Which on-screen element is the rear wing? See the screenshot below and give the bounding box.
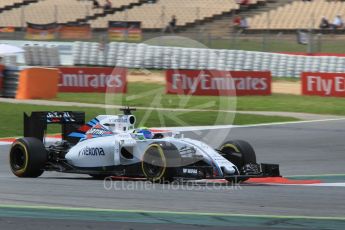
[24,111,85,144]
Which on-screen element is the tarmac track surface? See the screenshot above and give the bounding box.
[0,119,345,229]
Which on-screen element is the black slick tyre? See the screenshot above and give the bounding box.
[219,140,257,182]
[141,142,181,183]
[9,138,47,178]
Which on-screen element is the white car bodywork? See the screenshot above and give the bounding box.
[65,113,237,177]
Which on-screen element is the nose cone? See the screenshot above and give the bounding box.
[223,166,237,175]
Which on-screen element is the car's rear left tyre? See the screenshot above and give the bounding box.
[9,138,47,178]
[141,142,181,183]
[219,140,257,182]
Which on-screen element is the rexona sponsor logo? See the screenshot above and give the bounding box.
[58,67,127,93]
[78,147,105,157]
[166,70,271,96]
[302,72,345,97]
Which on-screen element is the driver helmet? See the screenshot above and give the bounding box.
[136,128,153,139]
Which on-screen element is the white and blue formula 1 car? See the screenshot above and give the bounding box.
[9,108,280,182]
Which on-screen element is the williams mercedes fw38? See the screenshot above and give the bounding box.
[9,108,280,182]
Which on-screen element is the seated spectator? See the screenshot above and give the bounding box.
[330,15,344,30]
[92,0,100,9]
[104,0,112,11]
[319,16,330,29]
[239,16,249,30]
[233,15,241,30]
[237,0,250,5]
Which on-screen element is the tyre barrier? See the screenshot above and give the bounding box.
[0,67,59,99]
[23,45,61,66]
[2,68,19,98]
[72,41,345,78]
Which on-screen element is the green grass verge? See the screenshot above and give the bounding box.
[55,82,345,116]
[0,102,297,138]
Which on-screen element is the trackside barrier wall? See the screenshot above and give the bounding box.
[16,68,59,99]
[23,45,61,66]
[0,56,17,67]
[72,42,345,78]
[1,66,19,98]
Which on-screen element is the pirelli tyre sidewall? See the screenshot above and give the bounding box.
[141,142,181,183]
[9,138,47,178]
[219,140,257,182]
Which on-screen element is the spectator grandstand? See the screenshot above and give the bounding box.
[0,0,267,30]
[0,0,35,9]
[0,0,24,8]
[248,0,345,30]
[0,0,92,26]
[6,0,345,48]
[89,0,242,29]
[0,0,140,27]
[6,0,344,33]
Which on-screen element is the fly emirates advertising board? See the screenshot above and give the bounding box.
[166,70,272,96]
[302,72,345,97]
[57,68,271,96]
[58,67,127,93]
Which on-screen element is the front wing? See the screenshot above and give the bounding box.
[177,163,280,181]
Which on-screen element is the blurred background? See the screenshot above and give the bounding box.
[0,0,344,53]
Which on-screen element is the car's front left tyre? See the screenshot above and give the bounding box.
[9,138,47,178]
[141,142,181,183]
[219,140,257,183]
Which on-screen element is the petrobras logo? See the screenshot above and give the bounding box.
[109,118,128,123]
[78,147,105,157]
[61,71,123,88]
